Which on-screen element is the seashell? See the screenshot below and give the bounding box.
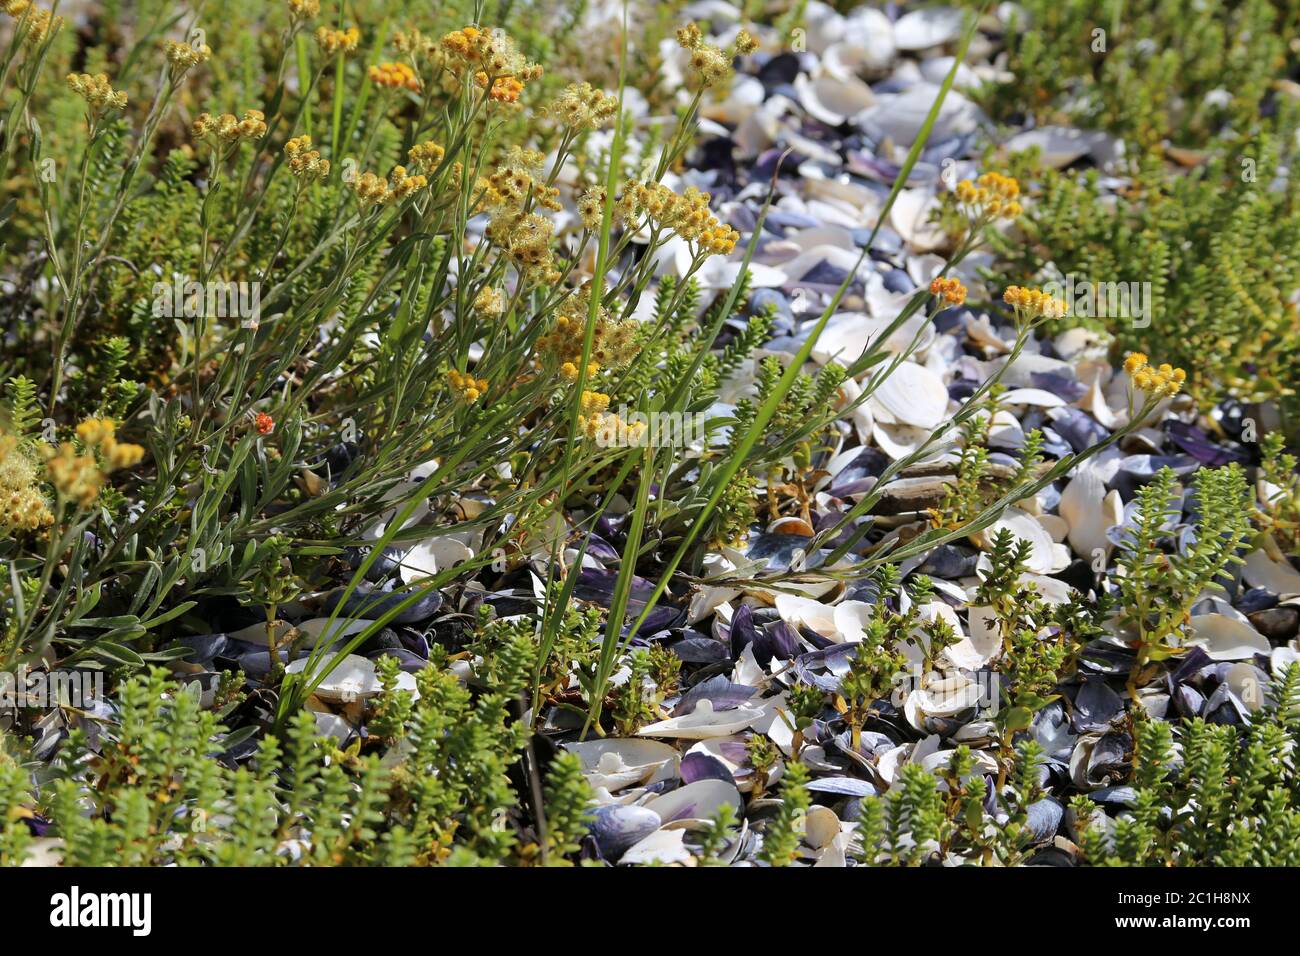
[860,83,980,148]
[803,0,847,54]
[1058,464,1123,563]
[398,537,474,585]
[838,7,896,72]
[566,738,679,791]
[888,188,949,252]
[591,805,663,859]
[795,71,875,127]
[869,360,949,428]
[974,507,1067,574]
[908,675,983,719]
[285,653,416,702]
[803,805,842,849]
[832,600,874,643]
[1225,663,1269,713]
[619,827,694,866]
[1242,549,1300,596]
[638,698,764,739]
[644,779,742,825]
[701,74,765,125]
[945,604,1001,669]
[1186,614,1271,661]
[775,593,837,638]
[1001,125,1123,170]
[893,6,965,51]
[873,420,944,461]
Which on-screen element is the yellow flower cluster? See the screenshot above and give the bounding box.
[348,165,427,207]
[165,39,212,78]
[41,419,144,508]
[192,109,268,145]
[482,147,561,212]
[369,61,421,91]
[407,140,445,174]
[0,433,53,533]
[316,26,360,56]
[547,82,620,131]
[66,73,127,113]
[577,186,607,230]
[284,135,330,180]
[440,25,542,83]
[1124,352,1185,397]
[929,276,968,306]
[537,286,639,376]
[955,172,1023,219]
[476,72,524,104]
[3,1,62,46]
[287,0,319,22]
[76,418,145,470]
[618,181,738,256]
[447,369,489,403]
[1003,285,1068,320]
[473,286,506,316]
[484,212,558,280]
[393,27,438,58]
[576,390,611,436]
[390,165,427,201]
[675,23,755,88]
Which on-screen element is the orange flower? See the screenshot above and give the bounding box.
[255,412,275,435]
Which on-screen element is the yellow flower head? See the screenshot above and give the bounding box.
[5,2,62,46]
[929,276,967,307]
[285,134,330,180]
[448,369,490,403]
[316,25,360,56]
[1124,354,1184,398]
[1002,285,1069,321]
[165,39,212,79]
[955,171,1023,221]
[66,73,128,113]
[548,82,619,131]
[407,140,445,174]
[369,61,421,91]
[287,0,319,23]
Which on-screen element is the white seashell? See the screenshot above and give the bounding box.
[399,537,474,585]
[1058,465,1123,563]
[637,699,764,739]
[1225,663,1268,713]
[619,827,694,866]
[285,654,415,702]
[889,188,949,252]
[775,593,837,638]
[804,805,842,849]
[566,738,679,791]
[839,8,896,72]
[910,675,984,718]
[859,83,980,148]
[1242,549,1300,595]
[1002,125,1123,171]
[1000,388,1066,407]
[893,6,965,51]
[804,1,847,54]
[945,604,1002,669]
[645,779,742,825]
[977,507,1063,574]
[833,600,875,643]
[869,360,948,429]
[919,55,979,88]
[1186,614,1271,661]
[873,420,945,461]
[795,72,876,127]
[701,75,764,125]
